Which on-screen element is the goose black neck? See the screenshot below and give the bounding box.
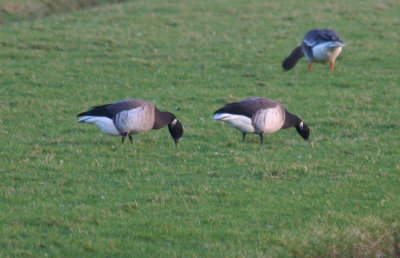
[153,109,176,129]
[282,45,304,71]
[282,110,301,129]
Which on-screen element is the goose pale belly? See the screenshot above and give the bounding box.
[253,107,285,134]
[312,43,343,62]
[114,105,154,134]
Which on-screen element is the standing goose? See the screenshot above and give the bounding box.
[77,99,184,146]
[213,97,310,144]
[282,29,345,72]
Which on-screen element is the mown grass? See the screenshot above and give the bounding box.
[1,0,400,256]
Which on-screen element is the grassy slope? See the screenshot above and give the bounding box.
[1,0,399,256]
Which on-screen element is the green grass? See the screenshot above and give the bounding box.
[0,0,124,24]
[1,0,400,256]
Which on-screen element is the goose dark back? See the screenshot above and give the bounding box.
[214,98,280,118]
[77,104,114,119]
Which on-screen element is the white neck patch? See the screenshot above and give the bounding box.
[171,119,178,127]
[300,121,304,130]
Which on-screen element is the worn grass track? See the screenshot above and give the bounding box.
[0,0,399,256]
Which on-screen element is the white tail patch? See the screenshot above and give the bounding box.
[213,113,232,121]
[171,118,178,127]
[77,116,90,123]
[213,113,255,133]
[327,42,345,48]
[77,116,121,136]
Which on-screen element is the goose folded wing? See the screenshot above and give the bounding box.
[214,98,278,118]
[78,99,149,119]
[304,29,341,47]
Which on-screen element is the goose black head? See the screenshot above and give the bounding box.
[296,121,310,140]
[168,119,184,146]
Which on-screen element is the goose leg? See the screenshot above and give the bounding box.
[242,133,246,143]
[121,132,127,144]
[259,133,264,144]
[128,134,134,145]
[308,62,313,72]
[330,60,335,72]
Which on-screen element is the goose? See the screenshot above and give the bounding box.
[282,29,345,72]
[213,97,310,144]
[77,99,184,146]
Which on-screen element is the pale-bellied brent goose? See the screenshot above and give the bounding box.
[77,99,184,146]
[213,97,310,144]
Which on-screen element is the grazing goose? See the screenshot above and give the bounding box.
[213,97,310,144]
[282,29,345,72]
[77,99,184,146]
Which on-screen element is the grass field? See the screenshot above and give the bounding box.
[0,0,124,24]
[1,0,400,256]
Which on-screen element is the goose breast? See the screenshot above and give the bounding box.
[114,104,155,134]
[253,105,285,134]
